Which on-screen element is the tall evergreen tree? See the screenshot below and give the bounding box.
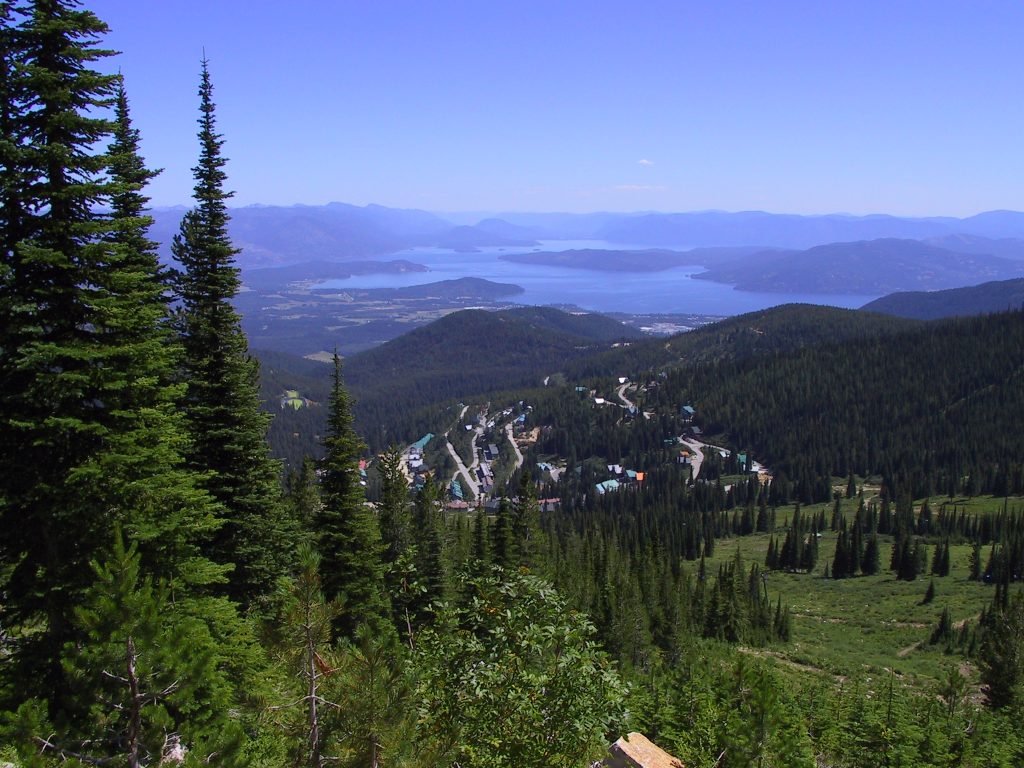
[832,531,850,579]
[55,532,244,766]
[316,353,390,638]
[0,7,250,743]
[979,591,1024,709]
[172,58,293,607]
[376,445,413,630]
[470,509,491,575]
[377,446,411,567]
[287,456,321,530]
[96,77,227,584]
[861,533,880,576]
[0,0,28,267]
[493,497,515,569]
[968,541,982,581]
[512,468,543,568]
[273,543,344,768]
[0,6,118,697]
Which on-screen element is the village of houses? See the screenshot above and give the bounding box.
[393,373,772,512]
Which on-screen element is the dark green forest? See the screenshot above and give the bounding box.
[651,310,1024,501]
[257,303,919,464]
[3,3,1024,768]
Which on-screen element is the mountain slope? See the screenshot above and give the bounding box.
[345,308,640,447]
[344,307,637,403]
[860,278,1024,320]
[564,303,916,379]
[254,306,643,456]
[651,310,1024,498]
[348,304,912,450]
[693,238,1024,294]
[256,303,918,463]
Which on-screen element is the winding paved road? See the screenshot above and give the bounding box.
[505,422,524,472]
[616,382,652,419]
[444,405,483,498]
[681,438,705,482]
[616,383,634,410]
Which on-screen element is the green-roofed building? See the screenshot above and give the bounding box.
[411,433,434,452]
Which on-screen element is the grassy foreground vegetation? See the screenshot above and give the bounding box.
[701,511,993,683]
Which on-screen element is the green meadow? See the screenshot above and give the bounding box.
[697,495,1019,691]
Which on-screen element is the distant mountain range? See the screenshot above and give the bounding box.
[595,209,1024,249]
[150,202,537,268]
[921,233,1024,260]
[148,202,1024,270]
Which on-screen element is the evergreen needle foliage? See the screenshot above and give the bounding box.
[316,353,391,638]
[172,58,295,608]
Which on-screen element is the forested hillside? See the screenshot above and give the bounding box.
[342,306,642,448]
[651,310,1024,500]
[256,304,925,463]
[862,277,1024,319]
[4,4,1024,768]
[566,303,915,378]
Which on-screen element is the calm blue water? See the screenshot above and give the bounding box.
[316,241,881,316]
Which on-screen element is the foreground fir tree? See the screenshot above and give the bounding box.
[0,0,27,265]
[0,3,222,714]
[0,3,118,699]
[316,353,391,638]
[19,533,244,766]
[173,59,295,608]
[273,543,416,767]
[410,475,446,624]
[96,76,230,587]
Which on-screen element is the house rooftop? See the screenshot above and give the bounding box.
[604,732,684,768]
[410,433,434,452]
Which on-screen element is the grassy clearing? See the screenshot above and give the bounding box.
[697,495,1024,690]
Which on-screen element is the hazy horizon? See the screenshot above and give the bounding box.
[148,200,1024,222]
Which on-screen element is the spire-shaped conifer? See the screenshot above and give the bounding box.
[316,353,390,638]
[0,8,231,717]
[173,58,294,607]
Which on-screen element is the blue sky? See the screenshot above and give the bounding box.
[90,0,1024,216]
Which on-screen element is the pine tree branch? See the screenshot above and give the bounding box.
[35,735,114,765]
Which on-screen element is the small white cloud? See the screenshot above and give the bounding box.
[638,159,654,167]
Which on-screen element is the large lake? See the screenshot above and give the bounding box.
[316,240,882,316]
